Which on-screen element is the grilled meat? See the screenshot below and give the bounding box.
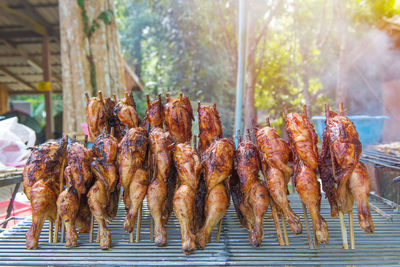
[23,136,68,249]
[142,94,164,129]
[198,102,222,155]
[57,141,94,247]
[256,119,302,235]
[147,127,175,246]
[87,130,120,249]
[114,92,140,131]
[164,93,194,143]
[285,107,329,243]
[231,137,269,247]
[173,143,201,254]
[86,92,108,142]
[118,127,148,233]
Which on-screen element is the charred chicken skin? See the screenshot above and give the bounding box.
[164,93,194,143]
[87,131,120,249]
[196,138,235,249]
[256,120,302,235]
[118,127,148,233]
[173,143,201,254]
[319,104,374,233]
[114,91,140,131]
[285,108,329,243]
[23,136,68,249]
[198,102,222,155]
[147,127,174,246]
[141,94,164,129]
[57,142,93,247]
[231,137,269,247]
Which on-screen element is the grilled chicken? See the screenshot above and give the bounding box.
[141,94,164,129]
[285,107,329,243]
[173,143,201,254]
[256,119,302,235]
[57,141,94,247]
[319,103,374,233]
[23,136,68,249]
[198,102,222,155]
[114,91,140,131]
[164,93,194,143]
[87,130,120,249]
[196,138,235,249]
[118,127,149,233]
[86,92,108,142]
[147,127,175,246]
[231,135,269,247]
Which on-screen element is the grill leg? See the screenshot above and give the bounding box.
[349,210,355,249]
[339,211,349,249]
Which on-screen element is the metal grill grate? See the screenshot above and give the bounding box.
[1,194,400,266]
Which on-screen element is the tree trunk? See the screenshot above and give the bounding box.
[244,62,257,135]
[59,0,125,135]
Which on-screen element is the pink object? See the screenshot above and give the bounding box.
[81,123,89,136]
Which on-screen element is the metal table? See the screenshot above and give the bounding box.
[0,193,400,265]
[0,171,23,229]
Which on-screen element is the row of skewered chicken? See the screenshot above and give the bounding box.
[23,91,374,254]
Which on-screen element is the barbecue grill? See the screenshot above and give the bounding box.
[1,193,400,266]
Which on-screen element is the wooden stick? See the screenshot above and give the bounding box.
[96,227,100,243]
[270,201,284,246]
[98,91,103,102]
[349,211,355,249]
[216,219,222,242]
[146,94,150,106]
[129,231,134,243]
[179,92,183,101]
[85,92,90,104]
[302,104,308,118]
[198,101,201,112]
[54,158,66,243]
[166,93,170,102]
[49,221,53,243]
[136,204,142,243]
[158,94,162,102]
[61,221,65,243]
[266,117,270,127]
[280,213,289,246]
[339,211,349,249]
[150,216,153,242]
[89,214,94,243]
[313,226,320,249]
[302,203,312,249]
[339,102,344,115]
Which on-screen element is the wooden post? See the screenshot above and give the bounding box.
[42,34,53,140]
[0,83,9,114]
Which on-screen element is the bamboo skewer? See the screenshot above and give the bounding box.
[270,201,284,246]
[98,91,103,102]
[136,205,142,243]
[89,214,94,243]
[216,219,223,242]
[49,221,53,243]
[302,203,312,249]
[313,226,320,249]
[96,228,100,243]
[61,221,65,243]
[54,154,66,243]
[150,217,153,242]
[280,213,289,246]
[349,210,355,249]
[339,211,349,249]
[129,231,134,243]
[85,92,90,104]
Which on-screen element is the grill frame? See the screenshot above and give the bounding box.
[1,194,400,266]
